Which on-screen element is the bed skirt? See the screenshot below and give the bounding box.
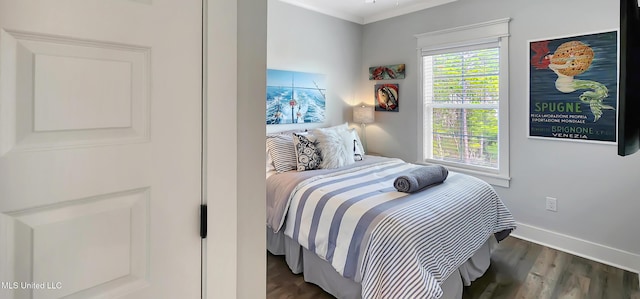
[267,227,496,299]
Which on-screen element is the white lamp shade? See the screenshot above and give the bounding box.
[353,105,374,124]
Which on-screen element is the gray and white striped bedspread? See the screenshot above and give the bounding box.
[281,159,516,299]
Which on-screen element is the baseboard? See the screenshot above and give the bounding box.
[511,222,640,277]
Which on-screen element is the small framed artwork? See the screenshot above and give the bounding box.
[375,84,399,112]
[369,64,405,80]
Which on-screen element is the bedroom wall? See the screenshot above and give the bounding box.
[361,0,640,272]
[266,0,363,133]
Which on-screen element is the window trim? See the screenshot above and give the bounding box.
[416,18,511,187]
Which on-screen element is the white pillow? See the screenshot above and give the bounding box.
[313,126,355,169]
[326,122,349,131]
[294,130,316,142]
[349,128,365,160]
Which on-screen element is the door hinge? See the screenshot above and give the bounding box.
[200,204,207,238]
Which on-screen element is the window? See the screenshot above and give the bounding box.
[416,19,510,187]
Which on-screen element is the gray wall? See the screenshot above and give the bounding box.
[267,0,363,133]
[361,0,640,267]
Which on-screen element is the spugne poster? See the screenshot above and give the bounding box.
[528,31,618,143]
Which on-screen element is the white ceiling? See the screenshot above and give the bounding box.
[279,0,457,24]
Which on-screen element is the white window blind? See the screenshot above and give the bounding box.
[416,18,510,187]
[423,45,500,168]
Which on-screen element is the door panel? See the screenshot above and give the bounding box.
[0,1,202,298]
[0,29,150,167]
[8,189,148,299]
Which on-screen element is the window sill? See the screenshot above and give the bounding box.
[416,160,510,188]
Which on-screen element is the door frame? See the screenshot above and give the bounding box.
[203,0,267,298]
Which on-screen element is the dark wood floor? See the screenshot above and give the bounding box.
[267,236,640,299]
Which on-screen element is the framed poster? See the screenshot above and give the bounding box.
[528,30,618,143]
[266,69,326,125]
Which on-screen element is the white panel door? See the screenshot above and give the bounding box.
[0,1,203,298]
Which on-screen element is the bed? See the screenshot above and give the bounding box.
[265,126,515,299]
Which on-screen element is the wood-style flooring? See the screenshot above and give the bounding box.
[267,236,640,299]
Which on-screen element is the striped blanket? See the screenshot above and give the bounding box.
[280,158,516,299]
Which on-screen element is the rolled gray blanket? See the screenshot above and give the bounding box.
[393,165,449,193]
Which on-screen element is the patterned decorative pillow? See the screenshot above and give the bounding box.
[266,134,297,173]
[292,133,322,171]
